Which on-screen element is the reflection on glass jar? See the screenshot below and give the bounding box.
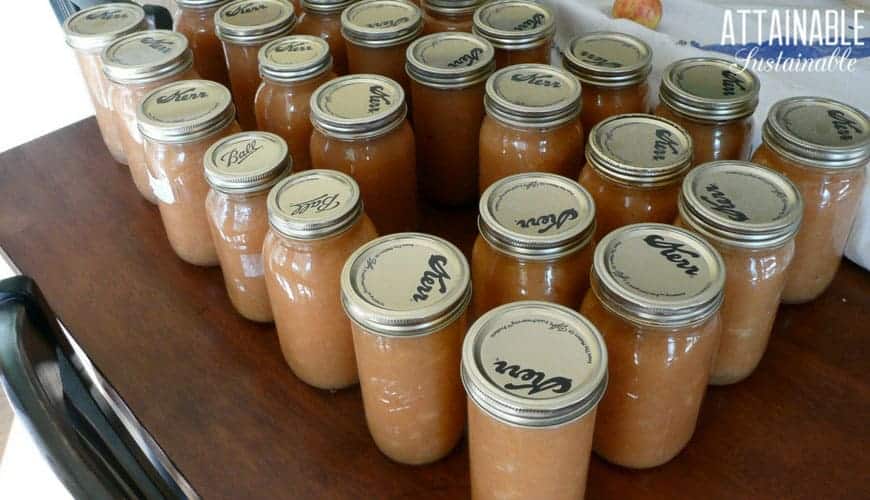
[420,0,482,34]
[175,0,233,87]
[296,0,355,75]
[471,0,554,68]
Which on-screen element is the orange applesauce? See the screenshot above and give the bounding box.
[472,0,554,68]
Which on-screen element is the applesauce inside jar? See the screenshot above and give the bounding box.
[296,0,354,75]
[472,0,554,68]
[420,0,482,35]
[175,0,233,87]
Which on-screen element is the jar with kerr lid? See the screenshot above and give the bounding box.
[103,30,198,204]
[175,0,232,87]
[63,3,146,164]
[264,170,378,388]
[479,63,584,193]
[295,0,355,75]
[579,113,693,242]
[655,57,760,163]
[471,173,596,320]
[472,0,554,69]
[309,74,419,234]
[255,35,334,172]
[215,0,297,130]
[204,132,292,322]
[138,79,241,266]
[341,233,471,464]
[462,301,607,500]
[752,97,869,304]
[406,32,495,205]
[420,0,483,35]
[674,161,802,385]
[580,223,725,468]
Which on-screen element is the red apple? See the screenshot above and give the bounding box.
[612,0,663,30]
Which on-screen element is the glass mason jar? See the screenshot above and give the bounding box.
[420,0,482,35]
[579,113,693,242]
[215,0,297,130]
[255,35,334,172]
[471,173,596,320]
[263,170,379,389]
[103,30,197,204]
[751,97,869,304]
[674,161,802,385]
[407,32,495,206]
[296,0,354,75]
[655,57,760,164]
[63,3,146,164]
[462,301,607,500]
[479,63,584,193]
[204,131,292,322]
[472,0,554,69]
[175,0,232,87]
[341,233,471,465]
[580,223,725,469]
[309,74,419,234]
[137,80,241,266]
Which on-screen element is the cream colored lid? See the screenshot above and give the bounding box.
[562,32,651,87]
[309,74,407,139]
[406,32,495,89]
[63,3,146,52]
[484,64,581,128]
[102,30,192,84]
[258,35,333,82]
[267,170,363,239]
[136,80,236,143]
[341,0,423,47]
[472,0,554,49]
[204,132,291,194]
[215,0,296,45]
[659,57,759,122]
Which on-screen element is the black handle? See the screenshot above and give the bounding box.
[50,0,173,30]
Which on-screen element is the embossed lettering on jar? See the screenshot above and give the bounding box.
[472,0,554,68]
[176,0,233,87]
[296,0,355,75]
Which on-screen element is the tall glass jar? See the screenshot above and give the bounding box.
[295,0,354,75]
[420,0,482,34]
[175,0,232,87]
[472,0,554,69]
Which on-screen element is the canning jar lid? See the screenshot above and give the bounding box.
[341,233,471,337]
[659,57,759,122]
[461,301,608,428]
[204,132,292,194]
[478,173,595,259]
[422,0,484,15]
[341,0,423,48]
[472,0,554,50]
[586,113,693,187]
[215,0,296,45]
[176,0,230,8]
[406,32,495,89]
[484,64,581,129]
[267,170,363,239]
[310,74,407,139]
[102,30,193,84]
[137,80,236,143]
[63,3,146,52]
[302,0,356,14]
[762,96,870,170]
[562,32,651,88]
[259,35,333,82]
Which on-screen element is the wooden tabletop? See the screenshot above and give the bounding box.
[0,118,867,499]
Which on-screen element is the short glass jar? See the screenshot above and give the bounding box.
[175,0,232,87]
[655,57,760,164]
[406,32,495,205]
[341,233,471,464]
[462,301,607,500]
[420,0,482,35]
[580,223,725,469]
[296,0,354,75]
[137,79,241,266]
[264,170,378,389]
[309,74,419,234]
[472,0,553,69]
[751,97,869,304]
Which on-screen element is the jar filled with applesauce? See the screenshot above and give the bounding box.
[309,74,418,234]
[406,32,495,205]
[137,79,241,266]
[295,0,354,75]
[580,223,724,468]
[341,233,471,464]
[215,0,297,130]
[674,161,802,385]
[175,0,232,87]
[472,0,554,68]
[656,57,760,164]
[562,32,651,138]
[462,301,608,500]
[420,0,483,35]
[479,63,583,193]
[471,173,596,319]
[204,131,292,322]
[263,170,378,389]
[63,3,146,164]
[752,97,869,304]
[255,35,334,172]
[103,30,197,204]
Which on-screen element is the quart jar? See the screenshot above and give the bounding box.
[295,0,354,75]
[420,0,483,35]
[137,79,241,266]
[655,57,760,164]
[406,32,495,205]
[674,161,802,385]
[341,233,471,464]
[204,131,292,323]
[263,170,378,389]
[255,35,334,172]
[175,0,232,87]
[478,63,584,193]
[462,301,608,500]
[215,0,297,130]
[752,97,869,304]
[103,30,197,204]
[579,113,693,242]
[580,223,724,469]
[63,2,146,164]
[471,173,596,320]
[472,0,554,69]
[309,74,419,234]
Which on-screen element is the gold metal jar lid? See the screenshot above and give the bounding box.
[484,64,581,129]
[461,301,608,428]
[341,233,471,337]
[215,0,296,45]
[406,32,495,89]
[63,3,146,52]
[586,113,693,187]
[137,80,236,143]
[422,0,484,15]
[259,35,333,82]
[478,173,595,259]
[302,0,356,14]
[204,132,292,194]
[176,0,230,8]
[102,30,193,84]
[341,0,423,48]
[472,0,554,50]
[659,57,759,122]
[309,74,407,139]
[267,170,363,239]
[562,32,651,88]
[762,96,870,170]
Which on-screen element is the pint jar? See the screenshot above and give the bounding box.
[420,0,482,35]
[472,0,554,69]
[295,0,354,75]
[175,0,233,87]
